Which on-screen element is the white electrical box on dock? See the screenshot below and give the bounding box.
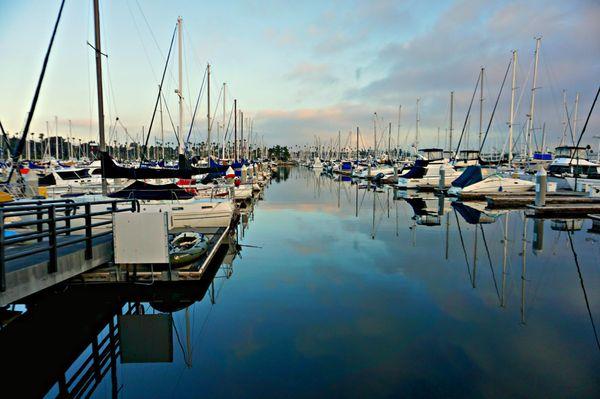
[113,212,169,264]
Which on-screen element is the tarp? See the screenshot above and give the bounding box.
[451,165,483,188]
[399,160,429,179]
[108,180,195,200]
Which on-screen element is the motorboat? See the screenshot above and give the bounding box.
[447,165,534,196]
[548,146,599,177]
[397,148,461,189]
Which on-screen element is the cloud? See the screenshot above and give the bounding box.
[284,62,339,86]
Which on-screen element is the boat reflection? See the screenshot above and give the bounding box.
[0,234,241,398]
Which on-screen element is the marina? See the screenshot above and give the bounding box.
[1,0,599,397]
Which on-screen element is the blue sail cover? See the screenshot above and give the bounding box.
[341,161,353,170]
[399,160,429,179]
[451,165,483,188]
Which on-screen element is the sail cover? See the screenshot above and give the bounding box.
[108,180,194,200]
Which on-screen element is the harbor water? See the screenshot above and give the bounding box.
[3,167,600,398]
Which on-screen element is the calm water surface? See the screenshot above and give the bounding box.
[3,167,600,398]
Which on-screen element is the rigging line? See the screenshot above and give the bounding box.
[567,229,600,352]
[454,209,473,283]
[479,58,511,152]
[573,86,600,153]
[5,0,66,184]
[480,224,501,302]
[453,71,481,160]
[564,101,576,146]
[209,83,224,132]
[0,121,13,154]
[161,90,180,147]
[185,64,208,146]
[143,24,177,154]
[125,0,158,81]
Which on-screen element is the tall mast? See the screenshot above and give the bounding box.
[177,16,184,156]
[415,98,420,153]
[449,91,454,156]
[397,105,401,157]
[68,119,72,159]
[373,112,377,158]
[159,85,165,159]
[560,89,567,146]
[508,50,517,164]
[240,110,244,159]
[338,130,341,159]
[234,99,237,161]
[573,92,580,139]
[526,37,541,158]
[206,63,211,157]
[222,83,226,159]
[479,67,484,150]
[388,122,391,156]
[356,127,359,162]
[92,0,107,194]
[55,115,59,160]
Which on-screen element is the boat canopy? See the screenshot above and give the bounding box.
[458,150,480,160]
[399,159,428,179]
[554,146,588,160]
[108,180,195,200]
[451,165,483,188]
[418,148,444,161]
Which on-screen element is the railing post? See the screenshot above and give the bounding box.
[64,204,72,236]
[85,203,93,260]
[0,210,5,292]
[36,201,43,243]
[48,205,57,273]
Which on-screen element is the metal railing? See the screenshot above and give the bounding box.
[0,198,139,292]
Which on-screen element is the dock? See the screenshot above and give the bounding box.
[525,203,600,217]
[0,199,137,307]
[487,194,600,208]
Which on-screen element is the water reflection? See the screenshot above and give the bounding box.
[2,167,599,398]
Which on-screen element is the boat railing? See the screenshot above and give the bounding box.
[0,198,139,292]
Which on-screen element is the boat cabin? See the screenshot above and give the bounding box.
[554,146,589,160]
[417,148,444,162]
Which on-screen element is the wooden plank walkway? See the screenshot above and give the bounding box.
[525,203,600,217]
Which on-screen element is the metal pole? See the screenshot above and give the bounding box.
[207,63,211,157]
[93,0,107,195]
[508,50,517,164]
[177,16,184,156]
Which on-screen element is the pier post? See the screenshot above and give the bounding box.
[438,164,446,191]
[535,166,547,206]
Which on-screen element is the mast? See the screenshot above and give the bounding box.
[449,92,454,156]
[388,122,391,157]
[159,85,165,159]
[177,16,184,156]
[68,119,72,159]
[240,110,244,159]
[207,63,211,157]
[397,105,401,158]
[373,112,377,159]
[573,92,580,139]
[92,0,107,195]
[479,67,484,150]
[234,99,238,161]
[508,50,517,164]
[415,98,420,153]
[54,115,59,160]
[560,89,567,146]
[222,83,226,159]
[526,37,541,158]
[356,126,359,163]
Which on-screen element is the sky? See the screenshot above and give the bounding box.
[0,0,599,152]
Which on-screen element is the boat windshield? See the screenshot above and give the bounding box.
[418,149,444,161]
[555,147,588,159]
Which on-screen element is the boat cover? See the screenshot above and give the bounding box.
[108,180,195,200]
[451,165,483,188]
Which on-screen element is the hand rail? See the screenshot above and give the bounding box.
[0,198,139,292]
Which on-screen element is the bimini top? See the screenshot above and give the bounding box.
[451,165,483,188]
[554,146,589,160]
[108,180,194,200]
[418,148,444,161]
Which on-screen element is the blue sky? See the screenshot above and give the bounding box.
[0,0,598,151]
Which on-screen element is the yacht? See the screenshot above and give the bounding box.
[548,146,598,177]
[447,165,534,196]
[396,148,461,189]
